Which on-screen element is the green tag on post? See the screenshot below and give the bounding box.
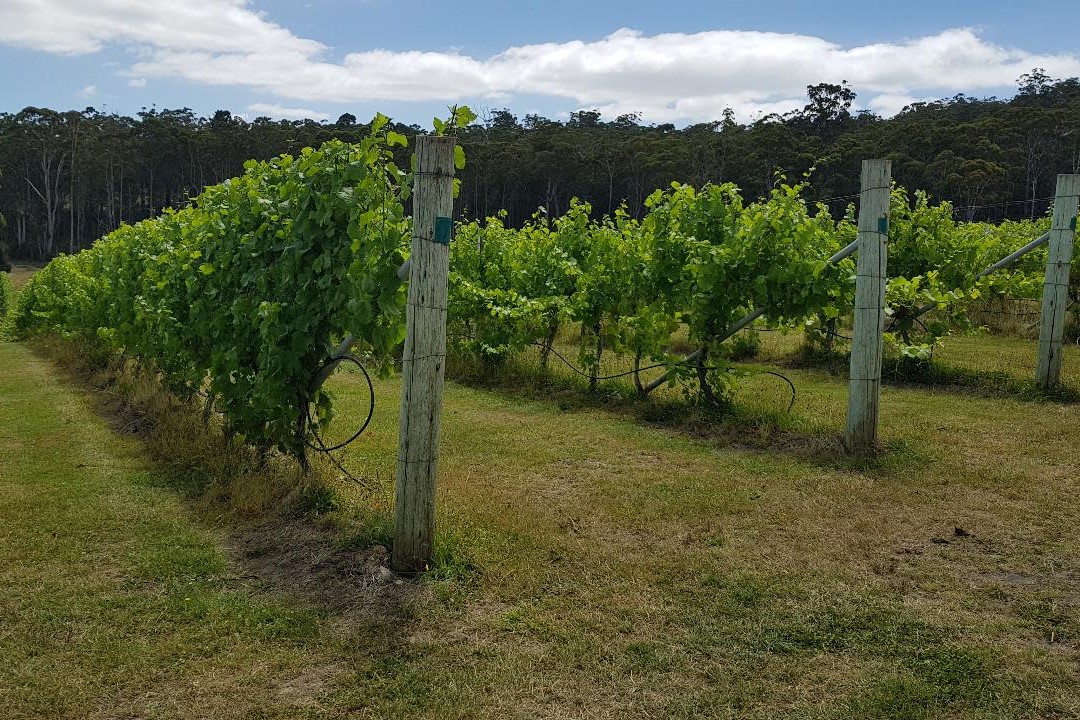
[877,217,889,235]
[435,216,452,245]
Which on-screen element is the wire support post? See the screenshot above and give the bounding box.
[392,135,456,574]
[845,159,891,454]
[1036,174,1080,389]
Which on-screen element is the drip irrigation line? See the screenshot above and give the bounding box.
[300,354,377,486]
[304,354,375,451]
[885,314,930,335]
[533,341,681,381]
[758,371,798,414]
[825,328,853,342]
[530,341,797,412]
[297,327,803,477]
[976,308,1042,318]
[304,354,376,452]
[310,431,374,488]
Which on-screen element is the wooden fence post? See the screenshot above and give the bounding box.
[845,159,891,453]
[392,135,456,573]
[1035,174,1080,389]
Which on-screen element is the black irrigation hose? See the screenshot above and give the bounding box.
[303,354,376,452]
[530,341,797,413]
[884,314,930,335]
[758,371,798,414]
[296,329,801,460]
[823,327,853,342]
[532,341,680,381]
[976,309,1042,318]
[295,333,799,478]
[299,354,377,486]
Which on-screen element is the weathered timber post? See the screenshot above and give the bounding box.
[392,135,456,573]
[845,159,891,453]
[1035,174,1080,389]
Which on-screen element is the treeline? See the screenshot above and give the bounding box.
[1,69,1078,261]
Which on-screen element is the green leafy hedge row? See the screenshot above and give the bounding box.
[449,180,855,395]
[16,119,411,454]
[448,181,1055,393]
[0,271,14,333]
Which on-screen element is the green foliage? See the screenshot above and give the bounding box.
[450,178,1062,398]
[0,271,14,340]
[14,104,1065,437]
[651,180,852,389]
[15,125,412,455]
[449,179,853,401]
[889,189,971,290]
[881,189,1052,356]
[0,270,13,319]
[448,211,574,358]
[884,273,971,359]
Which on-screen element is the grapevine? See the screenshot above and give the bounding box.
[17,117,411,455]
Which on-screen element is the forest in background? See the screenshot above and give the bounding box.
[1,68,1078,261]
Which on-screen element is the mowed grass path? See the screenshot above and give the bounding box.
[0,342,337,719]
[4,334,1080,718]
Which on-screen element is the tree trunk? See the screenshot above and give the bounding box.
[695,347,719,404]
[539,318,558,370]
[589,320,602,392]
[633,348,644,393]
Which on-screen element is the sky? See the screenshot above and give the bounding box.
[1,0,1079,127]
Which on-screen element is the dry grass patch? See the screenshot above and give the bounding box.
[6,325,1080,717]
[296,351,1080,717]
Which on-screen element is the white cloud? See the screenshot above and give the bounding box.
[128,77,147,88]
[248,102,329,121]
[0,0,320,56]
[867,93,940,117]
[77,84,97,98]
[2,1,1079,123]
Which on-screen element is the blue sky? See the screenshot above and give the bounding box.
[1,0,1078,126]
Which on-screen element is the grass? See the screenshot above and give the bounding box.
[0,342,339,719]
[315,333,1080,717]
[3,325,1080,717]
[750,325,1080,402]
[7,262,44,293]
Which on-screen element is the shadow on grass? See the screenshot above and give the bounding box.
[785,342,1080,404]
[782,343,850,375]
[881,357,1080,403]
[24,334,442,640]
[445,349,925,475]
